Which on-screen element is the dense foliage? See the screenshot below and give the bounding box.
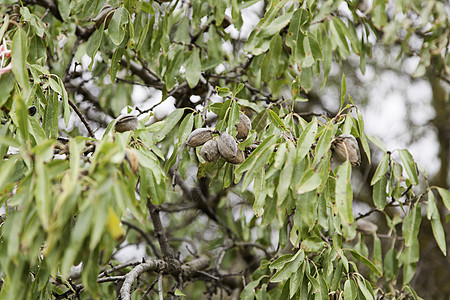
[0,0,449,299]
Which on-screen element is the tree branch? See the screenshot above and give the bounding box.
[122,220,162,259]
[119,256,210,300]
[146,198,175,261]
[68,98,96,138]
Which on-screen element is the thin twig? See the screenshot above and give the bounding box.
[99,261,141,278]
[146,198,175,260]
[122,220,162,259]
[68,98,96,138]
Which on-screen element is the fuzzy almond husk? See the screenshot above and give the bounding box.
[224,148,245,164]
[200,139,220,162]
[115,115,138,133]
[332,134,361,167]
[236,112,251,140]
[186,128,213,147]
[218,132,238,161]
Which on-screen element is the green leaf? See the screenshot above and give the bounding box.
[313,122,335,166]
[277,141,296,204]
[431,217,446,256]
[373,0,387,28]
[110,45,125,83]
[86,22,104,68]
[174,289,186,297]
[241,276,268,300]
[270,250,304,283]
[108,7,129,45]
[330,18,350,56]
[268,109,287,132]
[356,277,375,300]
[402,205,421,247]
[12,27,30,91]
[269,253,296,270]
[285,8,309,64]
[348,249,383,276]
[427,190,446,255]
[370,153,389,185]
[356,110,371,164]
[296,118,317,162]
[0,154,17,192]
[336,161,353,224]
[436,187,450,210]
[344,279,357,300]
[16,95,29,143]
[398,149,419,185]
[153,109,184,142]
[427,189,436,220]
[340,73,346,108]
[373,176,387,210]
[367,134,387,152]
[235,135,277,182]
[273,142,287,169]
[296,169,321,194]
[34,159,50,229]
[186,47,202,88]
[253,168,266,217]
[177,113,194,145]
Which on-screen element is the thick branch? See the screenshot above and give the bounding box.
[119,256,210,300]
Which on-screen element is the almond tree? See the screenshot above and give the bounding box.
[0,0,449,299]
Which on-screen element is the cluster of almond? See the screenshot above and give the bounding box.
[186,113,251,164]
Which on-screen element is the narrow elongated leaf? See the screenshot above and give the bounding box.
[296,169,321,194]
[398,149,419,185]
[268,109,287,131]
[348,249,382,276]
[344,279,357,300]
[153,109,184,142]
[370,153,389,185]
[235,135,277,181]
[186,47,201,88]
[12,28,30,91]
[16,95,29,142]
[296,118,317,161]
[340,73,346,108]
[427,190,447,255]
[336,160,353,223]
[277,142,295,204]
[356,277,375,300]
[436,187,450,210]
[373,176,387,209]
[35,159,50,229]
[402,205,421,247]
[373,0,387,28]
[313,122,335,165]
[427,189,437,220]
[253,168,266,217]
[357,110,371,164]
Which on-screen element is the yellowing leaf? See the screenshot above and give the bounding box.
[107,207,124,240]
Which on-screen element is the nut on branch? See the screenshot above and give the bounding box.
[186,128,214,147]
[224,148,245,164]
[235,112,251,140]
[332,134,361,167]
[200,139,221,163]
[218,132,238,161]
[115,115,139,133]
